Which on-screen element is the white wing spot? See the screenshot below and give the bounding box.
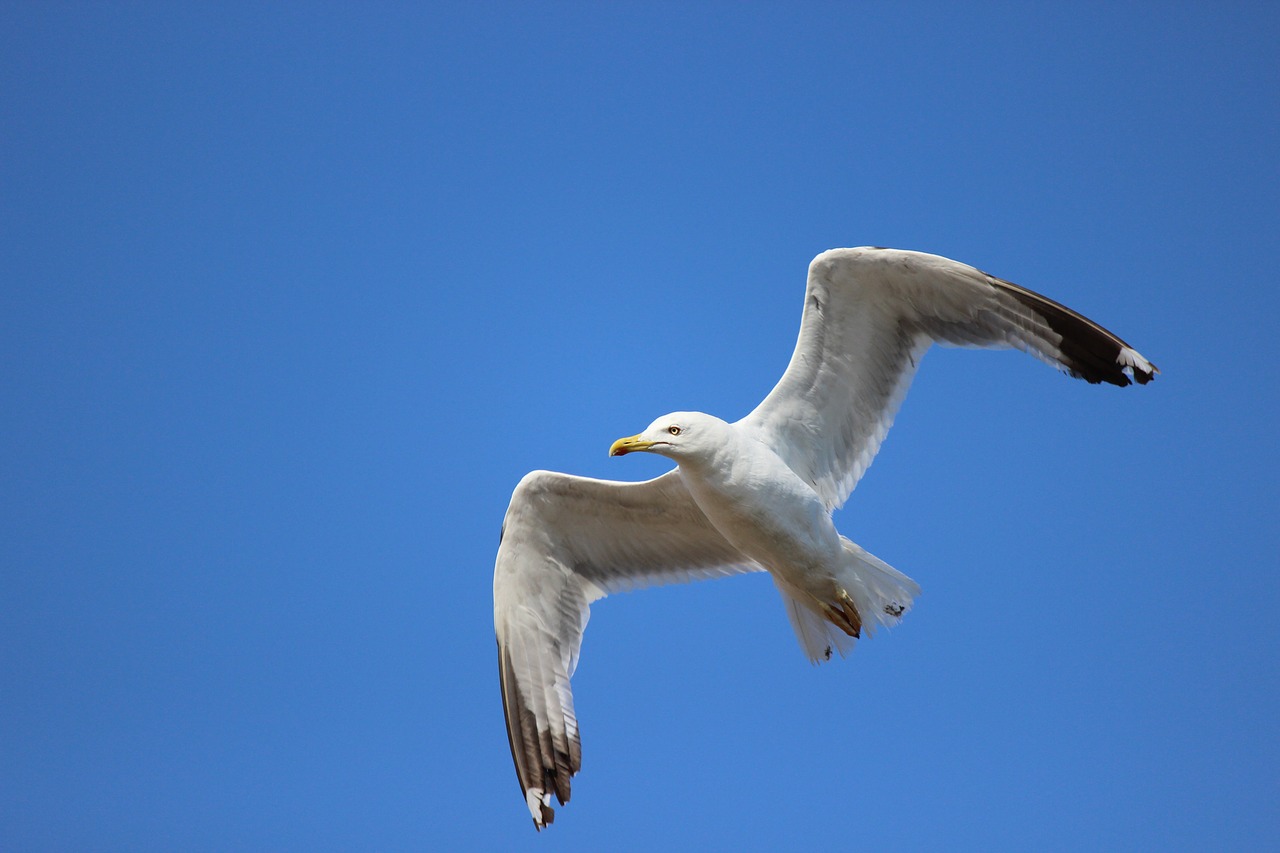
[1117,345,1152,373]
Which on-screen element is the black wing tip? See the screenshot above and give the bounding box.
[498,638,581,830]
[1061,349,1158,388]
[1133,361,1160,384]
[990,275,1158,388]
[1107,345,1159,387]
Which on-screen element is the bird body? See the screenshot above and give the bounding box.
[493,247,1157,828]
[611,412,912,652]
[634,414,841,580]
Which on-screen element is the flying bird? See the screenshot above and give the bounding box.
[493,247,1157,828]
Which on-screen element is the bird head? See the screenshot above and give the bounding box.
[608,411,725,461]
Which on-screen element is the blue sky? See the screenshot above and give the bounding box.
[2,3,1277,850]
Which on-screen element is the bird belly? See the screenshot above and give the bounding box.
[679,462,843,598]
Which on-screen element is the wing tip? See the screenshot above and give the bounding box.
[1117,345,1159,385]
[991,276,1158,388]
[1072,343,1159,387]
[498,633,582,831]
[528,788,555,830]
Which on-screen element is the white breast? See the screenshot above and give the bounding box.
[677,429,843,581]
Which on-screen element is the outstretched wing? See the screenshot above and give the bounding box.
[738,247,1158,510]
[493,468,756,829]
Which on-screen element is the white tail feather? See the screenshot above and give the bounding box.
[838,537,920,635]
[776,539,919,664]
[778,584,854,663]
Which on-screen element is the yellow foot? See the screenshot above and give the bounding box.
[822,591,863,639]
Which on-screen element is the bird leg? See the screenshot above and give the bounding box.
[822,591,863,639]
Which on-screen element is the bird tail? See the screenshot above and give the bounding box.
[777,538,920,664]
[837,537,919,634]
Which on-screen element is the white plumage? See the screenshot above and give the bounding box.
[493,247,1157,828]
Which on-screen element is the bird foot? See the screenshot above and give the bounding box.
[822,592,863,639]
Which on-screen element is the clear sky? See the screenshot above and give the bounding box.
[2,3,1277,850]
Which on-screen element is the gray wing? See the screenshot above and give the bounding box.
[738,247,1158,510]
[493,468,756,829]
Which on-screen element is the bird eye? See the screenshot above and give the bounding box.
[668,425,681,436]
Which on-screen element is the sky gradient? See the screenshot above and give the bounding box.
[3,3,1277,850]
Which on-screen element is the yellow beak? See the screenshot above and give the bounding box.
[609,434,656,456]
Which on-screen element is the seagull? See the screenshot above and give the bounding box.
[493,247,1157,828]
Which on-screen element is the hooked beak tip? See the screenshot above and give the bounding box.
[609,435,652,457]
